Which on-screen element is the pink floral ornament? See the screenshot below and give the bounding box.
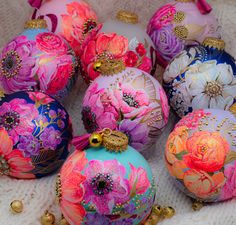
[81,32,152,83]
[0,36,38,94]
[0,98,38,144]
[81,32,128,82]
[83,159,130,214]
[0,128,35,179]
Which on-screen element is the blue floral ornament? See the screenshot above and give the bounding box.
[163,37,236,117]
[0,90,72,178]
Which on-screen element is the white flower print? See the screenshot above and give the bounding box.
[185,60,236,110]
[164,47,197,83]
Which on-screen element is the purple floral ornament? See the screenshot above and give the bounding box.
[0,20,77,101]
[0,91,72,178]
[82,67,170,153]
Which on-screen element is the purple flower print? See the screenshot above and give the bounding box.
[118,119,149,151]
[114,218,133,225]
[17,135,40,157]
[150,24,184,61]
[40,126,62,150]
[0,36,38,94]
[83,159,130,214]
[84,213,110,225]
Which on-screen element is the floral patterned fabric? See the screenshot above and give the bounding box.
[57,145,155,225]
[0,28,77,101]
[163,44,236,117]
[0,91,72,178]
[165,109,236,202]
[82,67,169,152]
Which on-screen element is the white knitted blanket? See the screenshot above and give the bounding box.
[0,0,236,224]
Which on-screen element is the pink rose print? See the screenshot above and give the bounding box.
[0,36,38,94]
[61,1,99,56]
[129,164,150,195]
[82,82,119,133]
[28,91,54,105]
[83,159,130,214]
[0,98,38,144]
[220,161,236,201]
[147,4,176,34]
[112,83,152,119]
[35,54,73,95]
[0,128,35,179]
[36,32,68,55]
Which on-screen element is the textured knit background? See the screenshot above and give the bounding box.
[0,0,236,225]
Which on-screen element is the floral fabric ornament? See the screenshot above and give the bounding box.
[81,61,169,153]
[30,0,101,56]
[0,91,72,178]
[80,10,156,83]
[0,19,77,100]
[147,0,220,67]
[163,37,236,118]
[165,109,236,202]
[56,130,156,225]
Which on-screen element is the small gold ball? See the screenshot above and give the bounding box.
[60,217,70,225]
[152,205,163,216]
[93,61,102,71]
[162,206,175,219]
[89,132,103,147]
[40,211,56,225]
[10,200,23,214]
[192,201,204,211]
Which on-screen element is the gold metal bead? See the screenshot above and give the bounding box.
[162,206,175,219]
[152,205,163,216]
[60,217,70,225]
[10,200,23,214]
[89,132,103,147]
[93,61,102,71]
[40,211,56,225]
[192,201,204,211]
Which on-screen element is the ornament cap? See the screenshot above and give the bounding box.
[93,59,126,76]
[203,37,225,50]
[116,10,139,24]
[24,19,48,29]
[102,129,129,152]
